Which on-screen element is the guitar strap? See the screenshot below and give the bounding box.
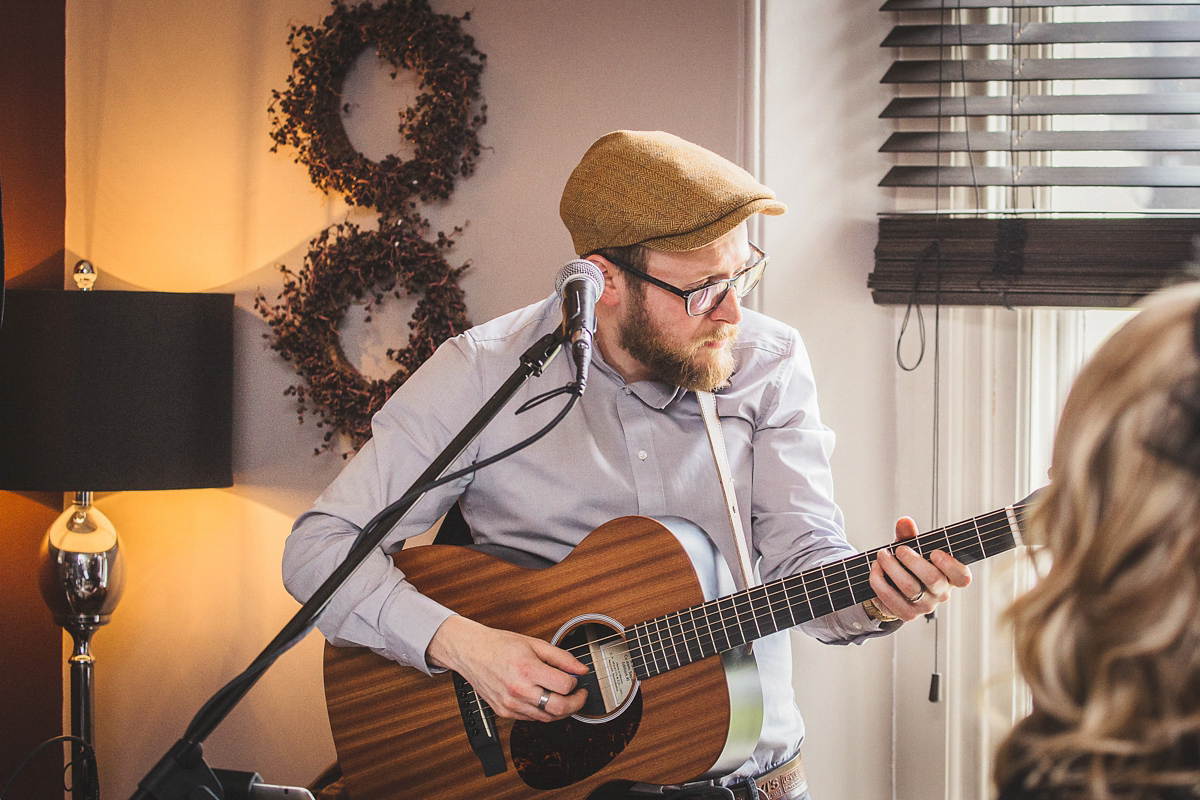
[696,389,758,593]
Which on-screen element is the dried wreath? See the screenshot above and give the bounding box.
[269,0,487,211]
[254,213,470,454]
[260,0,484,454]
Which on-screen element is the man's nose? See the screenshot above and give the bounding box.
[709,287,743,325]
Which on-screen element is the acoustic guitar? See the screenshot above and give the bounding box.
[323,496,1035,800]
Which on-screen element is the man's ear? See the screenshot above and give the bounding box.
[586,255,622,308]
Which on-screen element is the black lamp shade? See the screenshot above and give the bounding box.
[0,290,234,491]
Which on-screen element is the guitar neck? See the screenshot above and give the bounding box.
[626,493,1039,680]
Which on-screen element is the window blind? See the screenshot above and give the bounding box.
[871,0,1200,306]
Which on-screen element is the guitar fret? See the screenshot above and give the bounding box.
[922,526,950,557]
[748,585,768,639]
[771,583,796,630]
[948,519,985,564]
[789,574,815,625]
[628,623,651,678]
[772,583,791,630]
[978,509,1015,558]
[819,563,845,613]
[733,591,756,644]
[667,614,686,671]
[662,615,682,671]
[703,601,723,658]
[845,554,871,604]
[802,569,833,618]
[662,612,681,670]
[829,561,855,610]
[672,613,690,667]
[678,610,698,664]
[680,607,704,663]
[714,596,738,651]
[671,613,687,669]
[693,602,716,659]
[662,618,681,671]
[646,618,668,676]
[634,621,654,677]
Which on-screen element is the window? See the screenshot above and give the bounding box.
[878,4,1178,795]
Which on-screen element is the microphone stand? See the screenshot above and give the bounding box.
[131,332,566,799]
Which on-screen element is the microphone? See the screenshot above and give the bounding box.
[554,259,603,391]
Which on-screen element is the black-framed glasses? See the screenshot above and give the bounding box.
[612,242,769,317]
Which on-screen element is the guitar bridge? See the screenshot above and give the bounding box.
[452,671,507,776]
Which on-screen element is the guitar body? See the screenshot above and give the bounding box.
[324,516,764,800]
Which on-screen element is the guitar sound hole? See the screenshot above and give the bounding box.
[510,615,643,790]
[555,619,639,722]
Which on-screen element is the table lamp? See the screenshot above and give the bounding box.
[0,267,233,800]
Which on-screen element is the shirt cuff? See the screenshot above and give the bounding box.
[801,601,902,644]
[847,600,901,634]
[380,588,458,676]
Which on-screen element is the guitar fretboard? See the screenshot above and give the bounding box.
[625,496,1035,680]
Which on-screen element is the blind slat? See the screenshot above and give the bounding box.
[883,0,1200,8]
[881,165,1200,187]
[883,56,1200,83]
[883,93,1200,117]
[881,130,1200,152]
[882,22,1200,47]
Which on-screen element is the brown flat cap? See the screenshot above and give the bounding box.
[560,130,786,255]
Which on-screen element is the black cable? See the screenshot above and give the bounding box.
[897,0,945,371]
[889,0,988,704]
[0,735,97,800]
[897,243,934,372]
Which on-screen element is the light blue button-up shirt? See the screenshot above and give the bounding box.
[283,294,891,781]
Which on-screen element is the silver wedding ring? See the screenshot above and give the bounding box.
[537,688,551,712]
[909,590,925,604]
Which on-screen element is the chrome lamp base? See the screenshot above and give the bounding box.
[39,491,125,800]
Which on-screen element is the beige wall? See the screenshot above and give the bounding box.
[65,0,759,796]
[761,3,900,798]
[64,1,909,798]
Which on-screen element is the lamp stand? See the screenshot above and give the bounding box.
[39,491,125,800]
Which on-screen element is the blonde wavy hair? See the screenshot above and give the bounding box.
[995,283,1200,800]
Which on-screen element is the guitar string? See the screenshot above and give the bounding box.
[452,502,1035,709]
[597,517,1023,690]
[609,510,1028,678]
[458,506,1031,704]
[460,509,1028,704]
[452,514,1028,711]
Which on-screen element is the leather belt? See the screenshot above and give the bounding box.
[730,752,807,800]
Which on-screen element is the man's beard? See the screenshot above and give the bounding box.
[617,292,738,392]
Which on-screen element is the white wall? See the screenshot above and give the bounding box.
[761,3,902,798]
[64,1,908,798]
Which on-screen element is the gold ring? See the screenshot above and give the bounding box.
[537,689,551,712]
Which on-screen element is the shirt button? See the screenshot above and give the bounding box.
[637,450,648,461]
[852,621,863,631]
[623,387,632,395]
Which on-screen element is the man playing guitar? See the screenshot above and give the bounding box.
[284,130,972,800]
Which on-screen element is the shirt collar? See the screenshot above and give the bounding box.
[590,340,688,410]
